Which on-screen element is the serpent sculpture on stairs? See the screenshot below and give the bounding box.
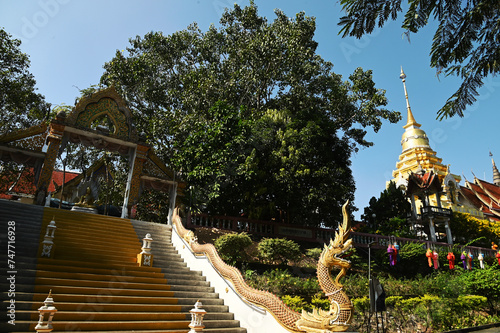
[173,201,354,333]
[295,201,354,332]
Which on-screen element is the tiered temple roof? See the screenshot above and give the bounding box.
[460,176,500,222]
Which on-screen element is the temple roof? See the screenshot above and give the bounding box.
[461,178,500,220]
[407,169,442,194]
[0,168,79,200]
[474,177,500,206]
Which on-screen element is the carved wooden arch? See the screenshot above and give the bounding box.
[65,86,138,141]
[34,87,183,220]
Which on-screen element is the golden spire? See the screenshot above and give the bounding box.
[400,67,421,129]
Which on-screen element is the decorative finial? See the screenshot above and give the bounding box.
[400,66,406,81]
[400,67,420,129]
[490,151,500,186]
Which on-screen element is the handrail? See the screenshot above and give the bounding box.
[351,232,497,257]
[187,212,335,243]
[172,208,302,333]
[420,206,453,216]
[187,212,497,258]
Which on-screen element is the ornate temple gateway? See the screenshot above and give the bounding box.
[0,87,183,219]
[389,69,500,243]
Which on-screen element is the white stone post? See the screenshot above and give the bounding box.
[35,290,57,333]
[189,300,207,332]
[137,233,154,267]
[41,220,57,258]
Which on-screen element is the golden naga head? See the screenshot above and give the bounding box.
[319,201,353,270]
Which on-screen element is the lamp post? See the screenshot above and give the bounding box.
[35,290,57,333]
[137,233,154,267]
[41,220,57,258]
[189,300,206,332]
[368,241,376,281]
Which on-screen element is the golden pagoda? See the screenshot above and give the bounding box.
[391,68,461,191]
[389,68,461,243]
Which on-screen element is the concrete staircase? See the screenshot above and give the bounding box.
[0,200,45,332]
[0,200,245,333]
[131,220,246,332]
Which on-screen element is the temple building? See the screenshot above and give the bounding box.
[389,68,500,244]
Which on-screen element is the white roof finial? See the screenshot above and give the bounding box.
[400,67,420,129]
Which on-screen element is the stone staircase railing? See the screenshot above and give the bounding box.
[187,211,497,258]
[352,232,497,258]
[172,208,303,333]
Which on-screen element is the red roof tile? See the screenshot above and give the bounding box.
[0,168,79,199]
[475,178,500,204]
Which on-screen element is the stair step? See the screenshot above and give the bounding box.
[20,310,234,321]
[36,270,169,284]
[34,277,172,291]
[34,264,164,277]
[33,285,174,297]
[35,258,161,272]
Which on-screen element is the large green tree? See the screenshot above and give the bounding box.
[361,181,412,236]
[338,0,500,119]
[101,3,400,226]
[0,28,50,133]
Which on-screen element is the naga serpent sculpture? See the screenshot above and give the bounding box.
[295,201,354,332]
[172,201,353,333]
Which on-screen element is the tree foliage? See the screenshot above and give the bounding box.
[214,232,253,264]
[451,212,500,247]
[101,3,400,226]
[0,28,50,133]
[338,0,500,119]
[257,238,302,265]
[360,181,412,236]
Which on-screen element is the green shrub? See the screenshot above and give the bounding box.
[456,266,500,304]
[214,232,252,264]
[311,294,330,310]
[352,296,370,312]
[454,295,488,311]
[258,238,301,265]
[281,295,307,312]
[385,295,403,308]
[305,247,322,260]
[342,273,369,298]
[245,268,320,301]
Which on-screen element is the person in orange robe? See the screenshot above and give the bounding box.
[447,252,455,269]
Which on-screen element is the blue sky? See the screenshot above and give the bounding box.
[1,0,498,218]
